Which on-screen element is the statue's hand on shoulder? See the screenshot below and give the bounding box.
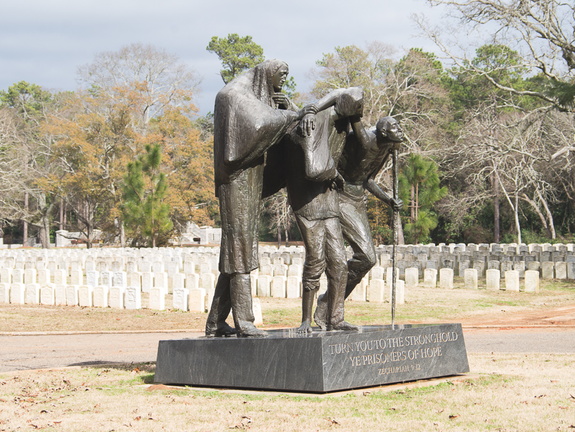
[297,104,318,137]
[298,113,315,137]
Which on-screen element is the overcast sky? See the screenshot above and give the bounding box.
[1,0,459,114]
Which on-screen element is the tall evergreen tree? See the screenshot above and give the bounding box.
[399,154,447,244]
[122,144,172,247]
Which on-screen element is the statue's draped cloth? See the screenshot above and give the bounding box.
[214,63,296,274]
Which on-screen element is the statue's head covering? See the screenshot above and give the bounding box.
[213,59,296,189]
[251,59,289,107]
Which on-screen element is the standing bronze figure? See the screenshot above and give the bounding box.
[314,116,404,327]
[281,88,364,333]
[205,60,312,337]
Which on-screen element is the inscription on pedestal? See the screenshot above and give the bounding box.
[155,324,469,393]
[320,325,468,390]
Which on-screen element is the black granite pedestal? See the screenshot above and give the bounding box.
[155,323,469,393]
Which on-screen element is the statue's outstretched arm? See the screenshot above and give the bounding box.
[365,178,403,211]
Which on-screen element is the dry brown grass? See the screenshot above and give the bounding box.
[1,280,575,430]
[0,353,573,431]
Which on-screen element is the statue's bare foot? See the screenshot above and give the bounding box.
[329,321,359,331]
[237,323,267,338]
[297,321,313,334]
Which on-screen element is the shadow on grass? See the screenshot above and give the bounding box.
[68,361,156,384]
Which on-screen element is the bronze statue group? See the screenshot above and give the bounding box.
[205,60,404,338]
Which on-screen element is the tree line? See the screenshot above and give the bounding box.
[1,1,574,248]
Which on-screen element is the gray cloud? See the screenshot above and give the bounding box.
[1,0,452,114]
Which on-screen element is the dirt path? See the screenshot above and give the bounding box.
[455,305,575,328]
[2,322,575,373]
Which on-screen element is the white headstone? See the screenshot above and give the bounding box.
[404,267,419,288]
[486,269,500,290]
[24,268,37,284]
[367,279,385,303]
[70,269,83,286]
[287,264,302,277]
[24,284,40,304]
[113,271,127,288]
[40,285,55,305]
[139,260,152,273]
[125,286,141,310]
[271,276,286,298]
[349,277,367,302]
[0,268,12,284]
[555,262,567,280]
[370,266,385,281]
[12,269,24,284]
[172,272,185,292]
[423,268,437,288]
[188,288,206,312]
[504,270,520,292]
[109,287,125,309]
[66,285,79,306]
[141,272,153,293]
[53,269,67,287]
[93,286,109,307]
[100,271,113,288]
[86,271,99,287]
[464,268,479,290]
[541,261,554,279]
[286,276,301,298]
[259,264,273,276]
[37,269,51,285]
[291,256,304,267]
[148,287,165,310]
[55,285,67,305]
[396,279,405,304]
[85,259,96,272]
[273,264,288,277]
[257,275,271,297]
[78,286,93,307]
[439,268,454,289]
[10,283,25,304]
[172,286,189,311]
[524,270,540,293]
[152,261,165,274]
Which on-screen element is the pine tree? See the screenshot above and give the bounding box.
[399,154,447,244]
[122,144,172,247]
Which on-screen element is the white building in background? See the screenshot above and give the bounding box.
[53,223,221,248]
[177,222,221,246]
[55,230,103,247]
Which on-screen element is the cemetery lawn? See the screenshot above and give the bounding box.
[2,278,575,333]
[1,280,574,430]
[1,353,574,431]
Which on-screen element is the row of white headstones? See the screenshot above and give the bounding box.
[0,246,541,313]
